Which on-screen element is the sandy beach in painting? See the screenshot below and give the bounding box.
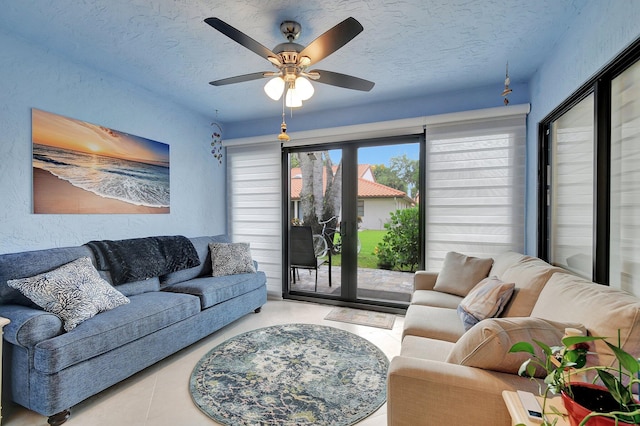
[33,168,169,214]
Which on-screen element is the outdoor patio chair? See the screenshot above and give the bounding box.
[290,225,329,291]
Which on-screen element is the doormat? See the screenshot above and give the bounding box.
[324,307,396,329]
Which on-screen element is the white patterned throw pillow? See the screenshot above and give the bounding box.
[8,257,130,331]
[457,276,515,331]
[209,242,256,277]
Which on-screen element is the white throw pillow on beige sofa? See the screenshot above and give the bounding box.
[457,276,515,331]
[433,251,493,297]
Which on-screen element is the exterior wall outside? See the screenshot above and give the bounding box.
[361,198,412,231]
[360,168,375,182]
[290,197,411,231]
[0,32,225,254]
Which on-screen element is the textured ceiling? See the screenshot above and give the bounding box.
[0,0,587,123]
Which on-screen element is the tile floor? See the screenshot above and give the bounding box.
[2,299,404,426]
[291,265,414,303]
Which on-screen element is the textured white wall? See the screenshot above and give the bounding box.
[0,31,226,254]
[525,0,640,255]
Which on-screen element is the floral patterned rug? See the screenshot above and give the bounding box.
[190,323,389,425]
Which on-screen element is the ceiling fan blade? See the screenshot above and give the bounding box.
[311,70,375,91]
[205,17,277,60]
[299,17,363,65]
[209,72,270,86]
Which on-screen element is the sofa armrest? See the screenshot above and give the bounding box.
[413,271,438,291]
[0,304,64,348]
[387,355,541,426]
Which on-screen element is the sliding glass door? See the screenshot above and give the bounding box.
[285,137,422,310]
[288,148,343,296]
[354,145,420,304]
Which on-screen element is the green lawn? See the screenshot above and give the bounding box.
[326,230,386,269]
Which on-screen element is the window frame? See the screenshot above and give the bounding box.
[537,37,640,284]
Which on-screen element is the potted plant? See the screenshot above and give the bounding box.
[509,330,640,425]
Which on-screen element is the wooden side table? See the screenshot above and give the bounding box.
[0,317,9,425]
[502,390,568,426]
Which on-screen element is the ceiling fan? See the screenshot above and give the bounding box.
[204,16,375,108]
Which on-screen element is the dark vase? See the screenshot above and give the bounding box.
[561,383,639,426]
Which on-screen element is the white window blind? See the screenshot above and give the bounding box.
[610,60,640,294]
[549,94,594,278]
[227,143,282,296]
[424,115,526,270]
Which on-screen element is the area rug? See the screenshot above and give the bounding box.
[190,323,389,425]
[324,307,396,329]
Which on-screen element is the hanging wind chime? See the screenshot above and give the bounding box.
[211,110,223,164]
[501,62,513,105]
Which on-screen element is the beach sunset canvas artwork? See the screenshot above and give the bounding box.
[32,109,170,214]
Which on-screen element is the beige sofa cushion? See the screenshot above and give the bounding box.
[403,304,466,342]
[499,257,564,318]
[413,271,438,291]
[433,252,493,297]
[489,251,530,277]
[411,289,463,309]
[446,317,586,377]
[531,272,640,369]
[401,335,455,362]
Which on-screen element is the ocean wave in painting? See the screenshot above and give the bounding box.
[33,143,170,208]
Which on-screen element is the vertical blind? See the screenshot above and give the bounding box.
[424,115,526,270]
[226,143,282,295]
[549,94,595,278]
[610,60,640,293]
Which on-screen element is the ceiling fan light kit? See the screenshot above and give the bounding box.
[264,77,285,100]
[264,75,314,107]
[205,16,375,112]
[285,84,303,108]
[294,76,314,100]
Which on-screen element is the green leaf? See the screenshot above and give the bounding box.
[597,369,633,406]
[605,341,640,374]
[562,335,603,347]
[510,341,535,355]
[564,349,588,369]
[517,359,538,378]
[597,369,617,393]
[533,339,553,356]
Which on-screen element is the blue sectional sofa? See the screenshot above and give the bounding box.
[0,235,267,425]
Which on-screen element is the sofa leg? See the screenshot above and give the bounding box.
[48,409,70,426]
[254,307,262,313]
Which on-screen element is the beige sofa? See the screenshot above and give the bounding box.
[387,252,640,426]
